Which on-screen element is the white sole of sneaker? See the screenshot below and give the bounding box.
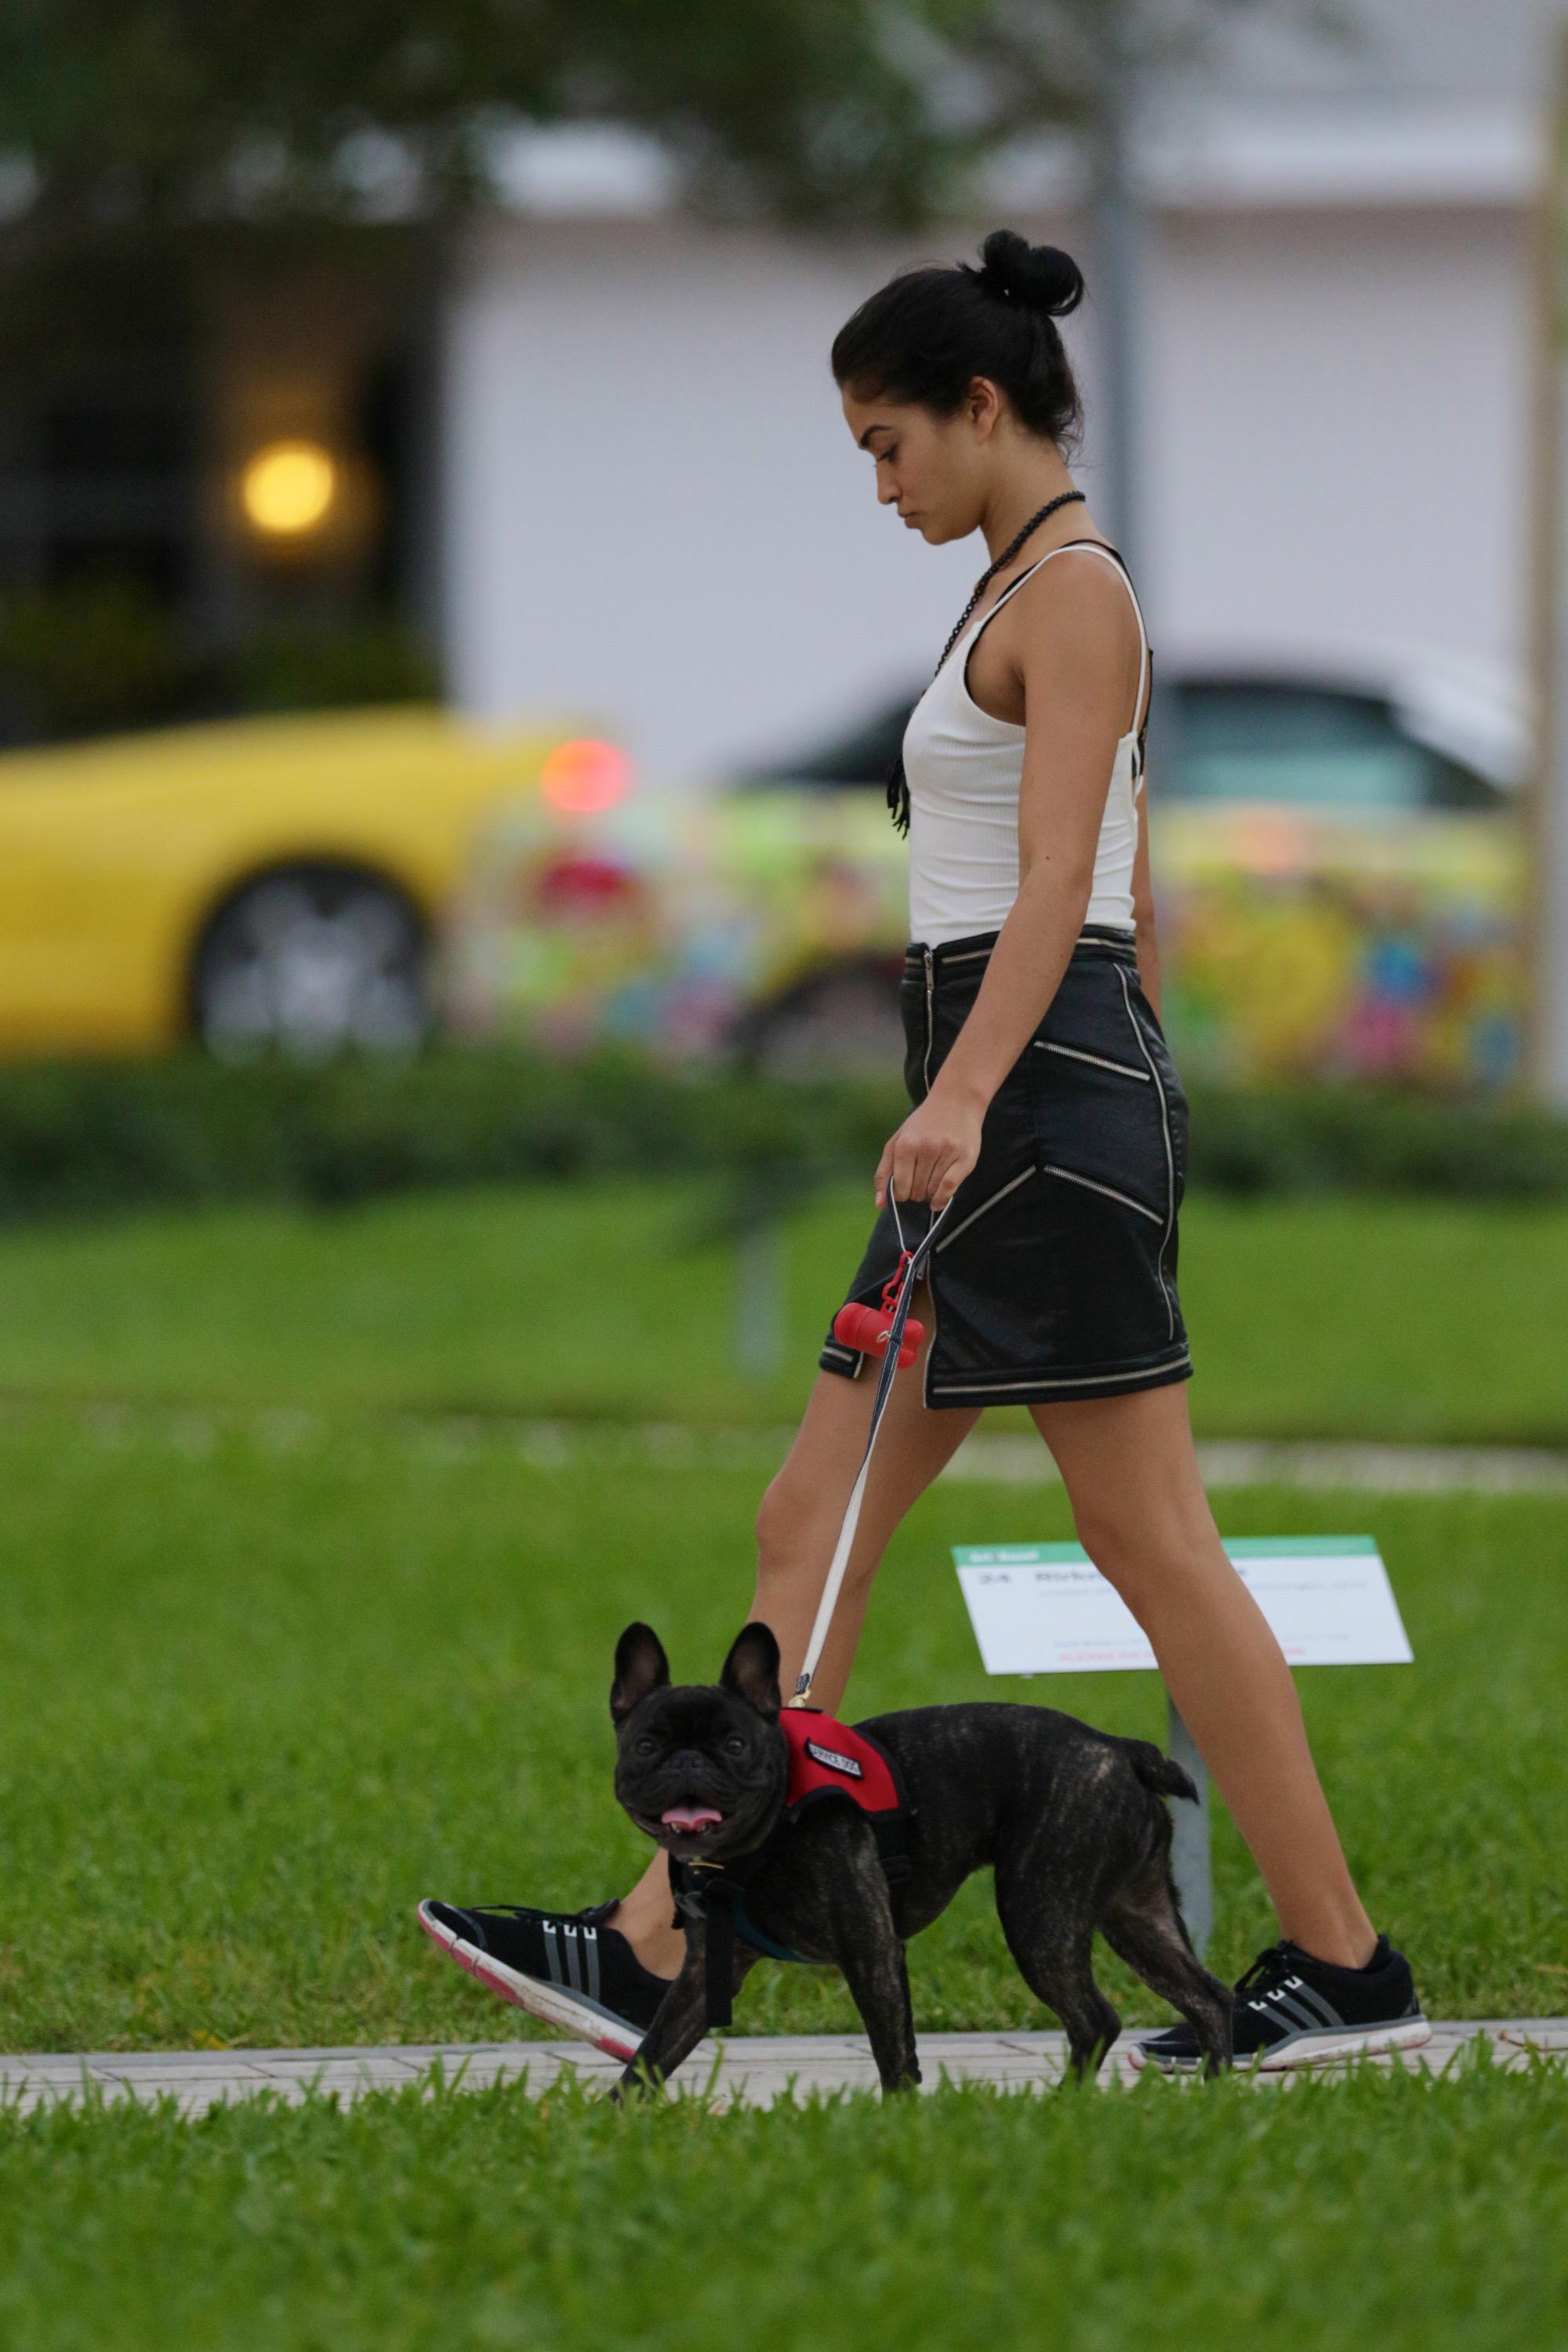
[416,1901,644,2065]
[1129,2016,1434,2074]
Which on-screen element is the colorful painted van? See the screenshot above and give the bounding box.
[445,656,1529,1091]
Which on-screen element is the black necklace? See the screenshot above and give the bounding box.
[884,488,1087,836]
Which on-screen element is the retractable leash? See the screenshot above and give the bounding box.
[674,1190,950,2029]
[791,1188,954,1707]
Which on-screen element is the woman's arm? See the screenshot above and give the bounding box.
[873,554,1142,1214]
[1131,781,1161,1019]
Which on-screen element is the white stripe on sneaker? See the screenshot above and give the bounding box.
[414,1902,642,2064]
[1264,1990,1334,2035]
[1280,1977,1344,2031]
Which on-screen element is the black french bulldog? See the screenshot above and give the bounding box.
[611,1618,1232,2096]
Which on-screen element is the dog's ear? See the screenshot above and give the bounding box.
[720,1622,782,1719]
[611,1623,671,1725]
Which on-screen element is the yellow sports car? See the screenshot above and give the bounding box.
[0,708,569,1058]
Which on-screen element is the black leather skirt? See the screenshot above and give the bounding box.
[818,924,1193,1408]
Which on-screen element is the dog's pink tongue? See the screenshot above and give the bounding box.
[662,1805,723,1831]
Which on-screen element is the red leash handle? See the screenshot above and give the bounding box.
[880,1248,915,1318]
[793,1201,952,1706]
[831,1301,925,1370]
[830,1247,925,1367]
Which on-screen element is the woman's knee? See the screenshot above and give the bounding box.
[754,1467,816,1570]
[1069,1503,1221,1616]
[754,1465,877,1604]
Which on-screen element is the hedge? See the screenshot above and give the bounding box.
[0,1048,1566,1228]
[0,1049,902,1226]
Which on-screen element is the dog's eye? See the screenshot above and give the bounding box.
[723,1735,746,1755]
[633,1736,658,1756]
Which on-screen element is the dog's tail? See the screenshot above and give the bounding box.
[1125,1739,1200,1805]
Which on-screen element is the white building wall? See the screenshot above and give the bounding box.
[441,192,1531,781]
[1149,203,1528,675]
[441,218,1010,779]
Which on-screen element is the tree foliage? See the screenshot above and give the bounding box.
[0,0,1344,234]
[0,0,956,231]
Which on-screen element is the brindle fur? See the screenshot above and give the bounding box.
[609,1621,1232,2098]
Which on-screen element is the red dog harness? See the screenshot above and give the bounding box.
[779,1709,904,1821]
[671,1710,913,2025]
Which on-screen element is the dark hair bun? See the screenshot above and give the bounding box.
[971,230,1084,320]
[830,230,1086,460]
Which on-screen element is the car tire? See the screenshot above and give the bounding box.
[192,866,430,1059]
[737,958,906,1081]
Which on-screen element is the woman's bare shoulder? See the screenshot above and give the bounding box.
[1001,539,1140,667]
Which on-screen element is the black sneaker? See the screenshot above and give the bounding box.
[416,1898,676,2063]
[1133,1934,1432,2073]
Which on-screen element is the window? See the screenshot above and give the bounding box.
[1156,682,1499,813]
[739,693,915,790]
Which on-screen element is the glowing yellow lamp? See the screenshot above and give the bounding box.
[241,441,339,538]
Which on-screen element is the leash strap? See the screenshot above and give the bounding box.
[672,1863,738,2027]
[673,1855,785,2027]
[789,1190,953,1707]
[696,1881,738,2027]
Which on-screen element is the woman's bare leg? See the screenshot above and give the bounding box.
[613,1279,980,1975]
[1029,1381,1376,1969]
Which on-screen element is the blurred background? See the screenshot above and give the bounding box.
[5,0,1568,1362]
[0,0,1563,1099]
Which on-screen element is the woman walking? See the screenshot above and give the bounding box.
[421,230,1426,2071]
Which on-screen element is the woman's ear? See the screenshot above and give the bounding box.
[611,1623,671,1724]
[966,374,1003,441]
[720,1621,782,1719]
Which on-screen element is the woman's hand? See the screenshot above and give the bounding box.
[874,1083,985,1214]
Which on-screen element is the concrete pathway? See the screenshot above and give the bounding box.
[5,2022,1563,2117]
[12,1394,1568,1493]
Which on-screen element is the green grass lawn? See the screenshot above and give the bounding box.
[0,1181,1564,1441]
[2,1181,1563,2352]
[1,1403,1562,2055]
[2,2063,1565,2352]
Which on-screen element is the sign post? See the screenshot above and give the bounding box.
[1163,1700,1213,1958]
[953,1537,1414,1956]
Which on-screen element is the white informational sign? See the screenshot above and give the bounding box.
[954,1537,1414,1677]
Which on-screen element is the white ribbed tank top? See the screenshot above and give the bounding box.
[905,539,1150,945]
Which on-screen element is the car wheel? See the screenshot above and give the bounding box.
[740,960,906,1081]
[193,866,429,1059]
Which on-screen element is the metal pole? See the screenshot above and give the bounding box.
[1527,23,1568,1106]
[735,1216,786,1377]
[1165,1693,1213,1958]
[1088,14,1149,575]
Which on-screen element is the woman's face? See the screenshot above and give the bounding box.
[840,384,993,545]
